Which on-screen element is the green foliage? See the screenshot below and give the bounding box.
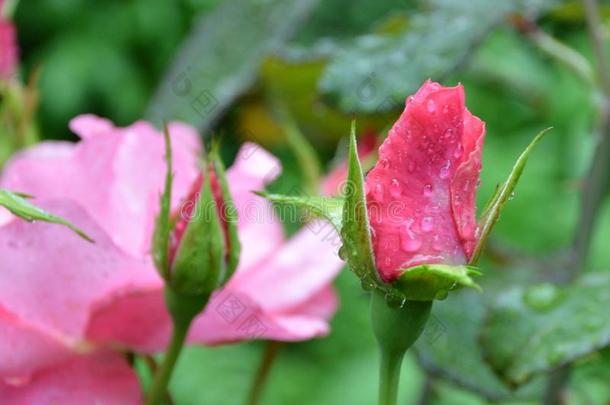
[0,189,92,242]
[257,193,344,232]
[145,0,320,131]
[481,273,610,386]
[318,0,556,113]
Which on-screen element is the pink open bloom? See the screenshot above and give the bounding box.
[0,115,343,401]
[0,1,18,81]
[365,81,485,282]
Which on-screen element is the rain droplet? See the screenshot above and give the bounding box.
[508,191,515,201]
[454,143,463,158]
[400,230,421,253]
[524,283,563,311]
[427,99,436,113]
[407,160,416,173]
[390,179,401,198]
[361,275,376,291]
[373,183,384,200]
[384,257,392,267]
[423,183,433,197]
[421,217,434,232]
[439,161,451,179]
[338,245,347,260]
[385,290,406,308]
[380,158,390,169]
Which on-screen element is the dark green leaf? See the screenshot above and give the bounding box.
[415,289,543,401]
[470,127,551,264]
[318,0,555,112]
[256,192,344,232]
[0,189,93,242]
[145,0,320,131]
[152,124,173,279]
[480,273,610,386]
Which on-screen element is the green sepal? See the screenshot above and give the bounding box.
[393,264,482,301]
[0,189,93,242]
[256,192,344,232]
[208,143,240,284]
[340,121,381,285]
[470,128,551,264]
[152,124,173,279]
[170,171,226,296]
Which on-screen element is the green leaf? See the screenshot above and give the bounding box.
[256,192,344,232]
[318,0,556,112]
[0,189,93,242]
[415,289,544,401]
[393,264,481,301]
[274,105,322,196]
[171,173,226,296]
[470,127,551,264]
[209,144,241,284]
[341,122,380,285]
[480,273,610,386]
[152,124,173,279]
[145,0,320,131]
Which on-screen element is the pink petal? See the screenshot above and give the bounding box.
[0,115,201,257]
[365,80,485,281]
[231,221,343,312]
[0,200,161,365]
[0,306,71,381]
[0,352,141,404]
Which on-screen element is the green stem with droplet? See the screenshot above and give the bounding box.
[370,290,432,405]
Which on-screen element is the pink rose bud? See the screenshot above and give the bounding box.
[365,80,485,282]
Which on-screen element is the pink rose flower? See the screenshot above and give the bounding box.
[365,80,486,282]
[0,115,343,401]
[0,3,18,81]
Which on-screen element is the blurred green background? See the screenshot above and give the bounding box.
[8,0,610,403]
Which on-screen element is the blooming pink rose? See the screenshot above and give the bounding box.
[365,81,485,282]
[0,115,343,400]
[0,3,18,81]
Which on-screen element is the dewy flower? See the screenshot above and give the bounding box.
[364,80,485,282]
[0,0,18,81]
[0,115,343,401]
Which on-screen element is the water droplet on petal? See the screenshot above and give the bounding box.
[423,183,433,197]
[380,158,390,169]
[373,183,384,200]
[439,161,451,179]
[400,224,421,252]
[421,217,434,232]
[454,143,463,158]
[407,160,416,173]
[427,99,436,113]
[390,179,401,198]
